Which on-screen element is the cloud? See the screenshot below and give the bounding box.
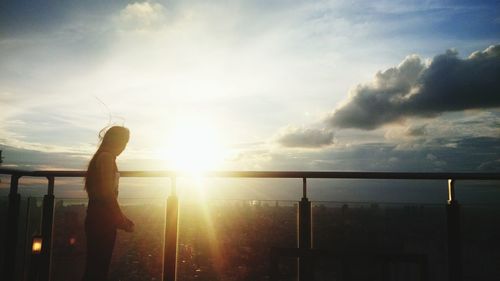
[235,135,500,172]
[276,127,334,148]
[0,144,88,170]
[477,159,500,171]
[405,124,427,137]
[2,0,499,177]
[116,1,167,30]
[384,110,500,145]
[327,44,500,130]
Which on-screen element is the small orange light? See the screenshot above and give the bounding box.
[32,236,43,254]
[69,237,76,245]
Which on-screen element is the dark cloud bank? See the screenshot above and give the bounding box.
[327,45,500,130]
[277,127,334,148]
[272,136,500,173]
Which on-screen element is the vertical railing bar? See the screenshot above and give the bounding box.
[47,176,55,196]
[164,176,179,281]
[448,179,455,202]
[302,177,307,199]
[39,176,55,281]
[298,177,313,281]
[3,174,21,281]
[447,179,461,281]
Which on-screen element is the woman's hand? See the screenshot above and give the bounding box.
[117,216,135,232]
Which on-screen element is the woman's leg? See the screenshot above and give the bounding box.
[82,217,117,281]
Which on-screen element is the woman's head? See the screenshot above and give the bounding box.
[98,126,130,156]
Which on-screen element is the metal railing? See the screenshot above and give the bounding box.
[1,168,499,281]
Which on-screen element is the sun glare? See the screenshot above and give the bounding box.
[164,121,224,173]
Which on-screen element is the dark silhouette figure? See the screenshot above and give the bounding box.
[81,126,134,281]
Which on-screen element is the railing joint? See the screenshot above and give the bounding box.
[46,176,55,196]
[447,179,456,204]
[302,177,307,199]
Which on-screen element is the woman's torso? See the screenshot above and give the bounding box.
[85,152,120,220]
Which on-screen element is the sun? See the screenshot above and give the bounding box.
[163,121,224,173]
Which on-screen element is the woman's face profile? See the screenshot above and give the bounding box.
[115,138,128,156]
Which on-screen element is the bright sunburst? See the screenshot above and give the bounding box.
[163,120,224,173]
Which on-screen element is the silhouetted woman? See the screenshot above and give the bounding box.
[82,126,134,281]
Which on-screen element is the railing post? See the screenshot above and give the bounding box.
[446,179,461,281]
[164,176,179,281]
[298,177,313,281]
[3,174,21,281]
[39,176,55,281]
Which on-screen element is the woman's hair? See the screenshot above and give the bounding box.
[84,126,130,191]
[97,126,130,149]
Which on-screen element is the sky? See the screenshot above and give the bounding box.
[1,0,499,180]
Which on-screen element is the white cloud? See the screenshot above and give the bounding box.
[116,1,167,31]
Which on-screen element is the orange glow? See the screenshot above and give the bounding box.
[32,237,43,254]
[194,180,224,272]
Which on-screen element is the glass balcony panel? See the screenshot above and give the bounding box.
[0,193,8,276]
[8,176,47,281]
[177,199,298,281]
[110,198,166,281]
[461,204,500,280]
[307,179,448,204]
[17,174,50,280]
[8,196,43,281]
[50,198,87,281]
[50,197,166,281]
[1,171,498,281]
[313,201,447,280]
[454,180,500,281]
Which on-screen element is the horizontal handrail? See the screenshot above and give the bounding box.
[1,168,499,180]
